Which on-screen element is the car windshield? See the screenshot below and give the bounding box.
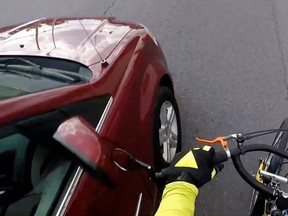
[0,56,93,100]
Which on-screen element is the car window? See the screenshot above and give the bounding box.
[0,132,75,216]
[0,95,111,215]
[0,56,93,100]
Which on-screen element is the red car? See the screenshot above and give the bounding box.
[0,17,181,216]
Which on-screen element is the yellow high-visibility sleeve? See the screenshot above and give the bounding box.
[155,181,198,216]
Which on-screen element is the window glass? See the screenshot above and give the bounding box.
[0,56,93,100]
[0,133,74,216]
[0,95,110,215]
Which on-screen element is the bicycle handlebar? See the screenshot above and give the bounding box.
[156,143,288,199]
[212,144,288,198]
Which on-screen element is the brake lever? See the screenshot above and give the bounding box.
[196,132,246,148]
[196,136,229,150]
[196,133,247,160]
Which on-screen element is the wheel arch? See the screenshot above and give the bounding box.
[159,74,174,93]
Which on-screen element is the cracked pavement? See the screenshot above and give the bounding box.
[270,0,288,95]
[103,0,120,16]
[2,0,288,215]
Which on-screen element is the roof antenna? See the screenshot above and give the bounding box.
[79,20,109,68]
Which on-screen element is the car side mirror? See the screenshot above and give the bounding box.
[53,116,114,188]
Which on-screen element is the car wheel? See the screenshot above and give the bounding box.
[153,86,181,171]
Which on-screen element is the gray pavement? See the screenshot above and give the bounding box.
[2,0,288,215]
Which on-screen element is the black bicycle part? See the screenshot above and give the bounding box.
[250,195,265,216]
[248,119,288,215]
[243,129,288,140]
[268,119,288,175]
[211,144,288,199]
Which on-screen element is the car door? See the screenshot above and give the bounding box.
[110,153,156,216]
[53,116,157,216]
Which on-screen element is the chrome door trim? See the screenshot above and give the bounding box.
[95,97,113,133]
[135,193,143,216]
[55,167,83,216]
[56,96,113,216]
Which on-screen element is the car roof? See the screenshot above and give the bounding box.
[0,17,134,66]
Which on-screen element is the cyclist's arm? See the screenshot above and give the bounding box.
[155,181,198,216]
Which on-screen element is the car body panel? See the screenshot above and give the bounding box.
[0,17,174,216]
[63,33,164,216]
[0,83,94,125]
[0,17,135,70]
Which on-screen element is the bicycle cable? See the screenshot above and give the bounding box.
[241,129,288,141]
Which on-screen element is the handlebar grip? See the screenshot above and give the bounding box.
[211,150,229,165]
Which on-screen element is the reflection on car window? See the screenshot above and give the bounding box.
[0,133,74,216]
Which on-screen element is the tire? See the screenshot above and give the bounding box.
[153,86,182,171]
[249,118,288,216]
[267,118,288,174]
[152,86,181,212]
[249,191,265,216]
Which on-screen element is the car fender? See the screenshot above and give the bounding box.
[101,32,171,165]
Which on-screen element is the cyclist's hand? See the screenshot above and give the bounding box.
[165,145,224,188]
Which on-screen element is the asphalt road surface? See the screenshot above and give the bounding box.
[2,0,288,215]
